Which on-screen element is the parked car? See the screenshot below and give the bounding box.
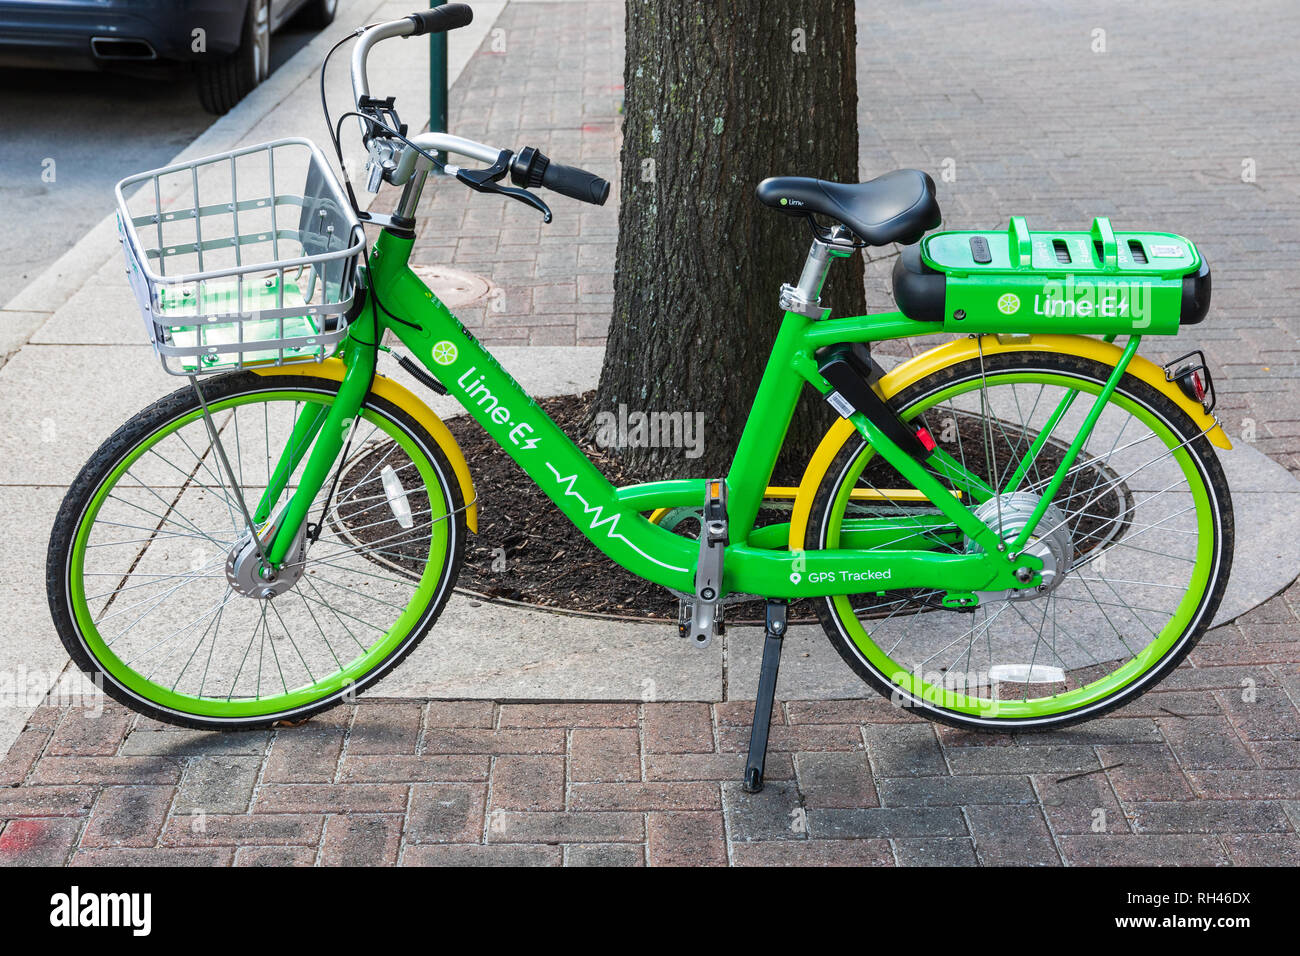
[0,0,337,114]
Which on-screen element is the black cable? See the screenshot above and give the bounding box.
[319,30,363,171]
[310,256,426,544]
[320,30,373,217]
[312,411,359,545]
[370,277,422,332]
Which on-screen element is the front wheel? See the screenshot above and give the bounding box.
[805,350,1233,730]
[47,371,466,729]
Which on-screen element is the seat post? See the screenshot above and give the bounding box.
[779,228,856,319]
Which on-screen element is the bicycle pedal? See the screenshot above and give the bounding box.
[678,600,724,649]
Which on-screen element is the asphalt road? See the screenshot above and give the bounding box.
[0,22,320,309]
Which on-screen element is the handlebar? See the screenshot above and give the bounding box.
[510,146,610,206]
[350,7,473,112]
[347,7,610,211]
[406,4,474,35]
[542,160,610,206]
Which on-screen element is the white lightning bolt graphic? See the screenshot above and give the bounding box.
[546,463,689,573]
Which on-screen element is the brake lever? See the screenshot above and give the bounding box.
[491,181,553,223]
[454,149,553,223]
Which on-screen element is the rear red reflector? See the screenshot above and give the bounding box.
[915,427,937,453]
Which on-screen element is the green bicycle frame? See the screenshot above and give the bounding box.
[255,229,1146,602]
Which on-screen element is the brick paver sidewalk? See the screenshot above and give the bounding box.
[2,0,1298,866]
[3,581,1298,867]
[408,0,622,347]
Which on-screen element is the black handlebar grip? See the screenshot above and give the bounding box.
[406,4,474,36]
[541,161,611,206]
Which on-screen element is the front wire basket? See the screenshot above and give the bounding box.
[115,138,365,375]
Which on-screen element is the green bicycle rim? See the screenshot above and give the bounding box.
[824,369,1217,722]
[66,387,451,721]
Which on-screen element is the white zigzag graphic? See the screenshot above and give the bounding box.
[546,463,689,573]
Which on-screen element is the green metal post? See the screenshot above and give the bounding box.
[429,0,448,138]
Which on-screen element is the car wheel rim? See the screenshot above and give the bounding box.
[254,1,270,82]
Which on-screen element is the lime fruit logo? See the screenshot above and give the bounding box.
[780,197,788,206]
[431,341,458,366]
[997,293,1021,315]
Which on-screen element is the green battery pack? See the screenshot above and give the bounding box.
[892,216,1211,335]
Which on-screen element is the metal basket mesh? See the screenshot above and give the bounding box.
[115,138,364,375]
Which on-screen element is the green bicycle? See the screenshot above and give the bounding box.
[47,6,1232,792]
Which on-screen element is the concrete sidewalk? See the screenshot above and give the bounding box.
[0,0,1298,867]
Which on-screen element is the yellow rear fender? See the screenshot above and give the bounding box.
[789,333,1229,549]
[253,359,478,533]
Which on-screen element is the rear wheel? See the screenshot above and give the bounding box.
[804,350,1233,730]
[47,371,466,729]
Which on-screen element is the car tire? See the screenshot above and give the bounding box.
[196,0,271,115]
[296,0,339,29]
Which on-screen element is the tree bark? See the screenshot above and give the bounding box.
[592,0,865,482]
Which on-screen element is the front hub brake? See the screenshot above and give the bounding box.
[226,522,309,599]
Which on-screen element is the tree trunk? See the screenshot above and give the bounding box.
[592,0,865,482]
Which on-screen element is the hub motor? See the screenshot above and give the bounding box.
[225,522,308,599]
[964,492,1073,600]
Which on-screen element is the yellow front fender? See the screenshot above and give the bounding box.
[789,333,1229,549]
[253,359,477,533]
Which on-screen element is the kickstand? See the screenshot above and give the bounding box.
[744,599,788,793]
